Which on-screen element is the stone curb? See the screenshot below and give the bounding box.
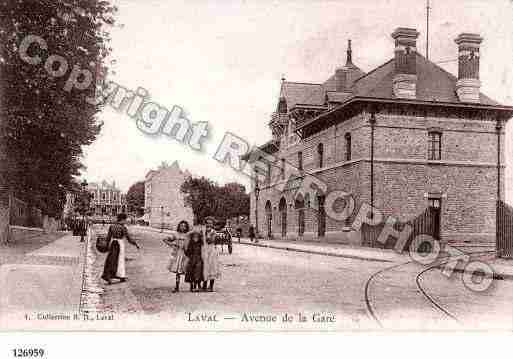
[237,241,396,263]
[135,225,397,263]
[135,226,513,278]
[447,266,513,281]
[79,228,104,314]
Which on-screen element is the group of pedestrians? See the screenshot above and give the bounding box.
[99,214,222,292]
[163,218,221,292]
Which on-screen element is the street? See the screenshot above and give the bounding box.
[92,227,513,330]
[0,232,84,330]
[0,228,512,331]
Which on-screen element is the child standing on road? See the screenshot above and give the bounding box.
[163,220,190,293]
[202,220,221,292]
[248,225,256,243]
[184,230,204,292]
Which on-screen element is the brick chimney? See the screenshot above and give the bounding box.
[391,27,419,99]
[455,33,483,103]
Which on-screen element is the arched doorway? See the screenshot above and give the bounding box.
[295,194,305,237]
[265,201,272,238]
[317,194,326,238]
[279,197,287,238]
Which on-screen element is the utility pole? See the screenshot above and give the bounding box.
[426,0,431,60]
[497,119,502,202]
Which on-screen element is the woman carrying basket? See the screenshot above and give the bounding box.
[101,213,140,285]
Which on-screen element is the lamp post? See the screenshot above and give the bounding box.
[369,112,376,212]
[80,179,88,242]
[160,206,164,233]
[255,182,260,240]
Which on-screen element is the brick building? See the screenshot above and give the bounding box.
[63,180,126,219]
[87,181,126,217]
[248,27,513,245]
[144,161,194,229]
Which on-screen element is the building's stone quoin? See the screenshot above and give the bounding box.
[245,26,513,245]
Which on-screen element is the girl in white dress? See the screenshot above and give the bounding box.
[201,219,221,291]
[163,220,190,292]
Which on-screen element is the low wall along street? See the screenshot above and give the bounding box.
[0,191,60,243]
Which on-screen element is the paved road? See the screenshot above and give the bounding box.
[97,227,389,330]
[95,227,513,330]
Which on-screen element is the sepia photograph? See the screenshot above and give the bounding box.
[1,0,513,345]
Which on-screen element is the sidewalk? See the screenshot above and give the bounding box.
[0,232,85,329]
[131,225,403,263]
[236,237,404,263]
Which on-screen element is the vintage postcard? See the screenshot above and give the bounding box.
[1,0,513,336]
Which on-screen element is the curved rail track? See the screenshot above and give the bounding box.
[364,250,495,328]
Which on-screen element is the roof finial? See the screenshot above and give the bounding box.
[281,74,286,83]
[346,39,353,65]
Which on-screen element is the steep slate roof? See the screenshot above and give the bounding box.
[322,74,338,93]
[88,181,120,191]
[326,91,352,103]
[279,82,325,108]
[279,52,499,114]
[352,53,499,105]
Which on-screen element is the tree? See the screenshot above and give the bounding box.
[180,177,250,224]
[0,0,118,218]
[126,181,145,216]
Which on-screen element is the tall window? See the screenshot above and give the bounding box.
[298,151,303,171]
[428,131,442,160]
[317,143,324,168]
[428,197,441,209]
[281,158,285,179]
[267,162,272,184]
[345,133,352,161]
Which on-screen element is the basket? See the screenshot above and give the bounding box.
[96,234,110,253]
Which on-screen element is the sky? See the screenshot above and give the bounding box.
[81,0,513,200]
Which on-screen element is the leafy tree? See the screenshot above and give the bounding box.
[181,177,249,224]
[0,0,117,218]
[126,180,145,216]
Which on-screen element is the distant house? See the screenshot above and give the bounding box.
[88,180,126,217]
[63,180,126,219]
[144,161,194,229]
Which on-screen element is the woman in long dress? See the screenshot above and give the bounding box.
[201,220,221,292]
[101,213,140,285]
[163,220,190,293]
[184,230,204,292]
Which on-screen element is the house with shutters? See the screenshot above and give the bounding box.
[248,27,513,245]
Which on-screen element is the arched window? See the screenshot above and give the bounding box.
[317,143,324,168]
[345,133,352,161]
[279,197,287,238]
[265,201,272,238]
[295,194,305,236]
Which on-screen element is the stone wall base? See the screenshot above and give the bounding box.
[269,230,362,246]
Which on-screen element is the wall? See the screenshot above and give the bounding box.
[253,108,503,244]
[0,192,9,243]
[146,164,194,229]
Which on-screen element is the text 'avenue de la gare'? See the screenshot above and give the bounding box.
[186,312,336,323]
